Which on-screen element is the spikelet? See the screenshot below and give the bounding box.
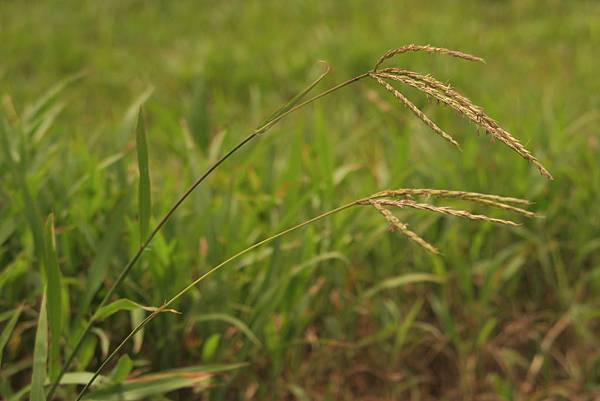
[361,186,538,254]
[457,198,536,217]
[371,188,535,217]
[369,200,439,254]
[372,188,530,205]
[370,74,460,148]
[372,199,519,226]
[373,70,553,179]
[373,44,485,71]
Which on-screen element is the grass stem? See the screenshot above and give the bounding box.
[47,72,369,401]
[75,201,360,399]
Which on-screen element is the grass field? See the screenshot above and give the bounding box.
[1,1,599,400]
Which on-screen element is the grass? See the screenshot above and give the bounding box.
[1,1,599,400]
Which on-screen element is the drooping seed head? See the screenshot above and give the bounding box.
[369,200,440,254]
[372,70,553,179]
[360,187,536,253]
[367,45,552,179]
[370,74,461,149]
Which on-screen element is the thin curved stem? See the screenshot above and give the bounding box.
[76,200,362,400]
[47,71,370,401]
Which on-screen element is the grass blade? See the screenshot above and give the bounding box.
[191,313,262,347]
[79,196,129,316]
[259,61,330,129]
[22,71,85,125]
[201,334,220,363]
[44,214,63,381]
[31,291,48,401]
[110,355,133,383]
[136,108,151,242]
[0,119,47,278]
[362,273,444,299]
[0,305,23,367]
[83,364,245,401]
[129,309,145,354]
[92,299,178,322]
[119,87,154,142]
[393,299,424,358]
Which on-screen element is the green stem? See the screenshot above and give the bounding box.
[75,200,361,400]
[47,71,370,401]
[255,72,370,135]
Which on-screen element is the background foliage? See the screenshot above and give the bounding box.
[1,1,599,399]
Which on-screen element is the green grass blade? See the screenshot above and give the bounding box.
[53,372,109,386]
[0,118,46,278]
[119,87,154,142]
[20,178,46,276]
[110,355,133,383]
[258,61,330,130]
[92,299,178,322]
[136,108,151,242]
[44,214,63,381]
[82,364,244,401]
[190,313,261,347]
[362,273,444,299]
[201,334,220,363]
[393,298,424,357]
[22,71,85,125]
[0,305,23,367]
[129,309,144,354]
[29,101,65,144]
[0,117,15,165]
[429,295,462,353]
[30,291,48,401]
[5,373,110,401]
[79,197,129,316]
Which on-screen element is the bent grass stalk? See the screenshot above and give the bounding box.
[46,64,337,400]
[76,189,534,399]
[47,62,365,401]
[48,44,552,400]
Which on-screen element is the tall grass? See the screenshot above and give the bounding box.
[3,44,551,400]
[3,2,599,399]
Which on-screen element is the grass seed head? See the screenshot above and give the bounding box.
[370,74,461,148]
[369,200,440,254]
[360,187,537,253]
[373,44,485,71]
[373,188,531,205]
[371,188,536,217]
[374,198,520,226]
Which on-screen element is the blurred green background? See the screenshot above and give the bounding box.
[1,1,599,400]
